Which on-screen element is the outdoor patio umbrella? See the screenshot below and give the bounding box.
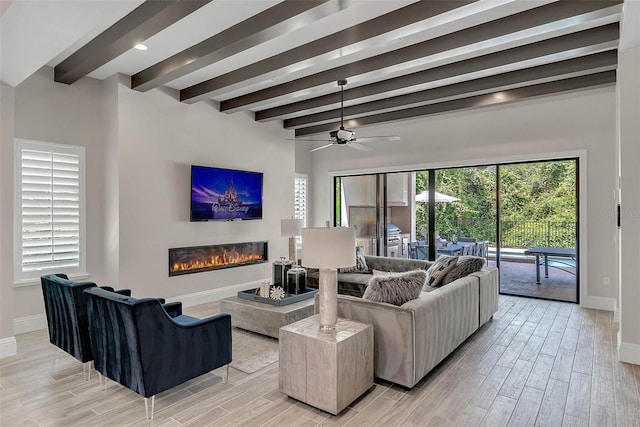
[415,191,460,203]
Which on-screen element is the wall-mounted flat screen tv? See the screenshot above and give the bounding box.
[190,165,263,221]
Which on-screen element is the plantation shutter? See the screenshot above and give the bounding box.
[294,175,307,227]
[19,145,81,273]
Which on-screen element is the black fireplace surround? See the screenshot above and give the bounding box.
[169,241,268,276]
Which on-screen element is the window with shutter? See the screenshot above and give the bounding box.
[294,174,307,227]
[15,139,86,284]
[294,174,308,249]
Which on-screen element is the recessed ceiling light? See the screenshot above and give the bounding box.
[134,44,148,51]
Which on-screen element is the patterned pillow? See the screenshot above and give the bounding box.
[441,256,485,286]
[338,246,368,273]
[426,255,458,288]
[363,270,426,306]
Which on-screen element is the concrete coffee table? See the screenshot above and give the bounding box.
[220,295,315,338]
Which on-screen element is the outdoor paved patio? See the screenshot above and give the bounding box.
[490,257,577,303]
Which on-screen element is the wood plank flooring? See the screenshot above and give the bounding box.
[1,295,639,426]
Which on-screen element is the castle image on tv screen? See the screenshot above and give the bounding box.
[191,166,263,221]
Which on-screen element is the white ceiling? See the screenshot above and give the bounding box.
[0,0,627,137]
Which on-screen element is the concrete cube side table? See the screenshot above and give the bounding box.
[279,315,374,415]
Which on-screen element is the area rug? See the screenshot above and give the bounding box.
[230,328,279,374]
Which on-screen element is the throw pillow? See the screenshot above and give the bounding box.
[338,246,368,273]
[441,256,485,286]
[426,255,458,288]
[363,270,426,306]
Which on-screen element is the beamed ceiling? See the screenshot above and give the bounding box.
[1,0,623,139]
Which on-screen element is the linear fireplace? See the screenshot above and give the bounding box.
[169,241,268,276]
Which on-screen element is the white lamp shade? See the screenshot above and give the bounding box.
[301,227,356,269]
[281,218,303,237]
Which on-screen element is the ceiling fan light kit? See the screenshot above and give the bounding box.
[293,79,400,152]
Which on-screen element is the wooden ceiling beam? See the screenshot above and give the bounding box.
[293,71,616,137]
[219,0,621,112]
[178,0,474,103]
[54,0,211,85]
[261,23,619,123]
[282,43,618,128]
[131,0,341,92]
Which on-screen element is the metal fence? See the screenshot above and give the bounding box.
[439,219,576,249]
[500,220,576,249]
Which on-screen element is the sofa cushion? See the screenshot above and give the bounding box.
[363,270,426,306]
[372,269,394,277]
[441,256,485,286]
[426,255,458,288]
[365,255,431,273]
[339,246,368,273]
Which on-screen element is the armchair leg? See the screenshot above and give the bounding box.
[145,395,155,420]
[99,373,108,390]
[83,362,91,381]
[223,364,229,384]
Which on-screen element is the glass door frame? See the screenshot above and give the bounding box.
[331,156,580,304]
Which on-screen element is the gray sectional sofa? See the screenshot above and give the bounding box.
[307,255,433,297]
[310,255,499,388]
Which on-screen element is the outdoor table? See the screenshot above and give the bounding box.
[523,246,576,284]
[437,244,462,256]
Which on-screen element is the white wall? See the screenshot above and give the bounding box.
[112,77,295,298]
[12,67,107,320]
[306,86,618,304]
[0,82,16,351]
[3,67,296,330]
[617,45,640,363]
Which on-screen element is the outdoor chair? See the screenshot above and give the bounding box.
[460,244,472,256]
[84,287,232,419]
[478,241,490,261]
[458,237,477,242]
[409,241,428,259]
[40,273,132,380]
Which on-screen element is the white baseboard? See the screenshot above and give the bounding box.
[165,279,268,307]
[0,336,17,358]
[12,279,268,335]
[617,331,640,365]
[14,314,47,334]
[580,295,616,312]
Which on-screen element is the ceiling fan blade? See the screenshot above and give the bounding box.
[355,136,400,142]
[347,142,373,152]
[309,143,335,152]
[286,138,332,142]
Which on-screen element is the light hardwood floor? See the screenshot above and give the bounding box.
[1,295,639,426]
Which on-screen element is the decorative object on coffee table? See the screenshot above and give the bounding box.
[286,263,307,295]
[281,218,303,262]
[270,286,285,300]
[259,280,271,298]
[237,288,317,306]
[273,257,292,287]
[301,226,355,332]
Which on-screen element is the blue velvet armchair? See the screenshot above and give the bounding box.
[84,287,232,419]
[40,273,132,378]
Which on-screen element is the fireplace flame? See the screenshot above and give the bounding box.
[171,249,265,274]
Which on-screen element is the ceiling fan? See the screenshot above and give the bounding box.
[291,79,400,152]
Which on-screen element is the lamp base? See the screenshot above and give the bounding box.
[288,237,297,263]
[318,268,338,332]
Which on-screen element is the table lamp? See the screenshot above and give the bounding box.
[301,226,356,332]
[281,218,303,262]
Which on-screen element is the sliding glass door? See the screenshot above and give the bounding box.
[497,160,578,302]
[333,157,579,303]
